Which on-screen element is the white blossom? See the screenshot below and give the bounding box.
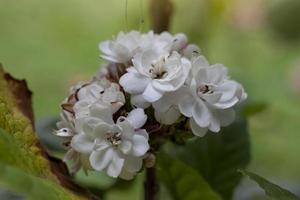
[156,32,188,51]
[152,86,188,125]
[71,102,149,179]
[99,31,170,65]
[178,56,247,137]
[55,111,75,137]
[119,50,191,106]
[182,44,201,59]
[55,30,248,180]
[99,31,142,64]
[74,79,125,118]
[55,78,126,174]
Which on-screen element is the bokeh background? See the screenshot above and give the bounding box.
[1,0,300,199]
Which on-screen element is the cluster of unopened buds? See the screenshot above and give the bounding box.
[54,31,247,180]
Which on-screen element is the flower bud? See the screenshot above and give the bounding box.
[144,153,156,168]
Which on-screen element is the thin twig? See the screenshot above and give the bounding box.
[144,167,158,200]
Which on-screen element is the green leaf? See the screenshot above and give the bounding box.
[0,161,85,200]
[157,153,221,200]
[165,116,250,199]
[0,66,90,199]
[241,170,300,200]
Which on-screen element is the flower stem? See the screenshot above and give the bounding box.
[149,0,173,33]
[144,166,158,200]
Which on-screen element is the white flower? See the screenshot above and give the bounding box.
[152,86,188,125]
[182,44,201,59]
[178,56,247,137]
[73,79,125,118]
[156,32,188,52]
[55,78,126,173]
[71,102,149,179]
[119,50,191,106]
[99,31,142,64]
[157,32,201,59]
[55,111,75,137]
[99,31,171,65]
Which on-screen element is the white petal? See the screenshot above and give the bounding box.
[117,119,134,139]
[132,133,149,156]
[119,169,135,180]
[202,92,222,104]
[126,108,147,129]
[152,96,171,113]
[192,101,211,127]
[71,134,94,154]
[195,67,209,84]
[178,93,195,117]
[107,151,125,178]
[213,80,241,109]
[207,64,227,85]
[151,80,176,92]
[112,43,131,63]
[94,140,110,151]
[99,41,113,56]
[135,129,149,140]
[89,102,114,124]
[183,44,201,59]
[75,117,103,138]
[142,84,163,102]
[218,108,236,127]
[93,123,113,138]
[172,33,188,51]
[119,140,132,154]
[100,55,120,63]
[191,56,209,76]
[90,148,114,171]
[193,55,209,66]
[123,156,143,173]
[131,94,151,108]
[132,50,159,76]
[189,118,208,137]
[218,80,238,101]
[155,106,181,125]
[119,70,150,94]
[208,115,220,133]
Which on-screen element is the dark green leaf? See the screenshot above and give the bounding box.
[165,116,250,199]
[157,153,221,200]
[241,170,300,200]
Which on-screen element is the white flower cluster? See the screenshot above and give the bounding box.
[55,30,247,180]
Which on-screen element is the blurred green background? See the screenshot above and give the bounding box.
[1,0,300,199]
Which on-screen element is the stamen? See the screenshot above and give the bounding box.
[149,57,168,79]
[198,85,209,94]
[106,132,122,146]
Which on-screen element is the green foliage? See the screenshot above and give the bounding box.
[0,66,58,179]
[157,153,221,200]
[165,116,250,199]
[0,156,81,200]
[241,170,300,200]
[0,67,88,199]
